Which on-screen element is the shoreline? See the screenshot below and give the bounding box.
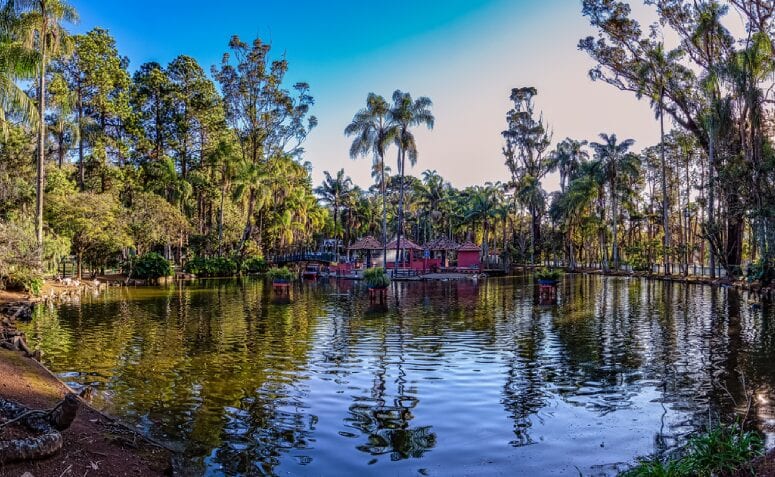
[0,291,174,476]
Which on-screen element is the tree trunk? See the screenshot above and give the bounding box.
[35,25,48,262]
[660,101,671,276]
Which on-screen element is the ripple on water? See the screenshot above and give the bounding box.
[16,276,775,476]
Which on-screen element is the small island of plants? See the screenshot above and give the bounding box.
[363,267,391,289]
[267,267,294,284]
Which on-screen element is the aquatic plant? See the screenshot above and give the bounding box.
[534,267,561,282]
[363,267,390,288]
[267,267,294,283]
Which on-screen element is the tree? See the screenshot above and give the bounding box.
[388,90,434,270]
[345,92,395,266]
[0,1,39,131]
[502,87,551,265]
[315,169,352,243]
[590,133,638,271]
[212,36,316,253]
[45,190,129,278]
[15,0,77,256]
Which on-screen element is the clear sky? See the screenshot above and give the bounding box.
[70,0,661,191]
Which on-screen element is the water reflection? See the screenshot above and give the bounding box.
[18,275,775,476]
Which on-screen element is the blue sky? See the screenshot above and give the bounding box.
[70,0,660,190]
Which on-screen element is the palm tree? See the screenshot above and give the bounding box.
[389,90,434,271]
[345,93,395,266]
[590,133,637,271]
[0,2,39,130]
[465,183,500,266]
[550,138,588,193]
[14,0,77,255]
[315,169,352,244]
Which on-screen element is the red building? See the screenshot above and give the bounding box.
[456,241,481,270]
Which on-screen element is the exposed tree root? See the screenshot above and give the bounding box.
[0,393,79,463]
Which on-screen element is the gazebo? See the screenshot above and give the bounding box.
[386,237,423,269]
[456,241,482,270]
[425,237,459,268]
[348,236,383,268]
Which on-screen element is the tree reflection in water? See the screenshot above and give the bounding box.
[18,275,775,476]
[345,286,437,461]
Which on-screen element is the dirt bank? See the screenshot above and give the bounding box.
[0,290,173,476]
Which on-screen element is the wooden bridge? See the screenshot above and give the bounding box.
[270,252,338,265]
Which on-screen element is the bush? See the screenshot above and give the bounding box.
[535,267,561,281]
[267,267,294,282]
[0,220,44,295]
[363,267,390,288]
[183,256,238,277]
[128,252,173,279]
[622,422,763,477]
[242,256,268,274]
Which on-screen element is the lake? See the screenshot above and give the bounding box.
[18,275,775,476]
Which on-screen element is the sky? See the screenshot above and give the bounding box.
[70,0,663,191]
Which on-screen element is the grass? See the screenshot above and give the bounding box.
[621,422,763,476]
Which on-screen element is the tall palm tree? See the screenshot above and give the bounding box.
[315,168,352,245]
[465,183,500,266]
[345,93,395,266]
[550,138,588,193]
[591,133,637,271]
[15,0,77,255]
[389,90,434,270]
[0,2,39,130]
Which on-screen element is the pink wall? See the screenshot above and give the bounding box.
[457,251,480,269]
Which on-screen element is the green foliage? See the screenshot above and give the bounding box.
[183,256,238,277]
[267,267,294,283]
[241,256,268,274]
[621,422,763,477]
[0,220,43,295]
[535,267,562,281]
[363,267,390,288]
[127,252,172,279]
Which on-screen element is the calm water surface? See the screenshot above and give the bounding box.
[18,275,775,476]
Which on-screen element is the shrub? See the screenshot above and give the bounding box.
[267,267,294,282]
[622,422,763,477]
[363,267,390,288]
[129,252,173,279]
[535,267,561,281]
[242,256,268,274]
[183,256,238,277]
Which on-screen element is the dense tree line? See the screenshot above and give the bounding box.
[326,0,774,282]
[0,1,325,287]
[1,0,773,291]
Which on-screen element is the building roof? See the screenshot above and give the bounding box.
[348,235,383,251]
[386,237,423,251]
[425,237,460,251]
[457,240,482,252]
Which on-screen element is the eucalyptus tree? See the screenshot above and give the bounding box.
[55,28,131,190]
[388,90,434,268]
[579,0,768,277]
[501,86,551,265]
[590,133,637,271]
[167,54,223,178]
[14,0,77,252]
[315,169,352,243]
[213,35,317,252]
[46,71,75,166]
[345,92,395,264]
